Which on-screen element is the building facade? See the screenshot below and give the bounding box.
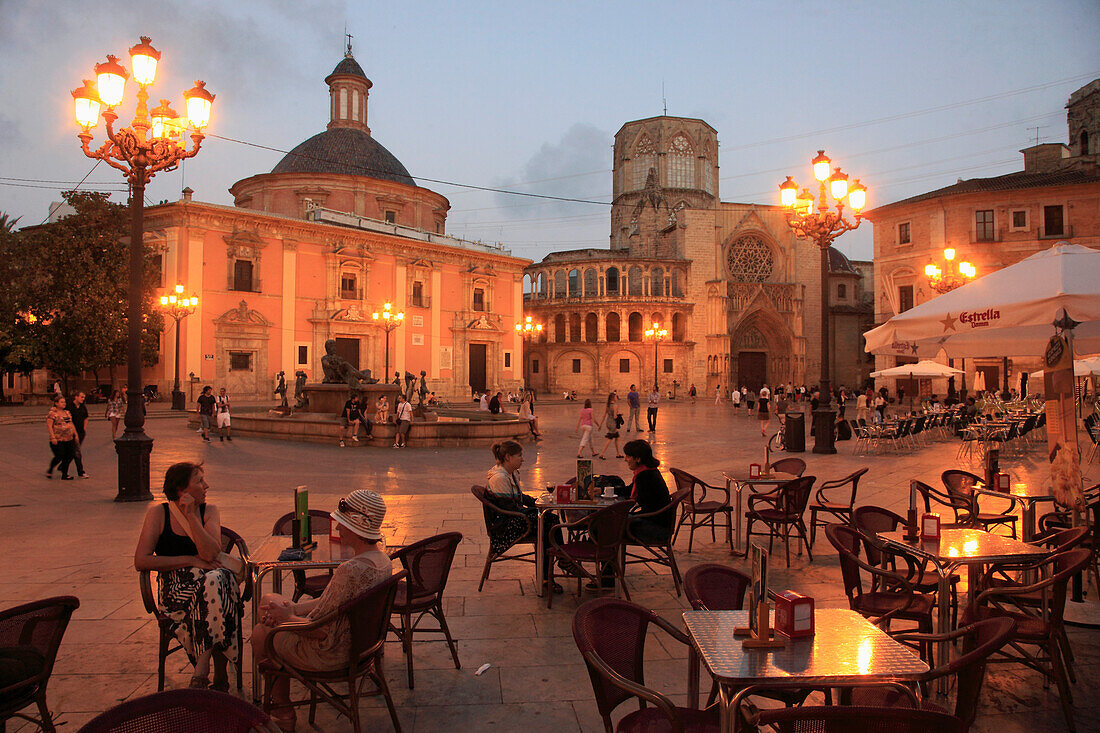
[866,79,1100,393]
[134,52,528,401]
[522,115,873,398]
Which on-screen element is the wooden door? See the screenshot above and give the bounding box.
[738,351,767,391]
[334,337,360,370]
[469,343,487,393]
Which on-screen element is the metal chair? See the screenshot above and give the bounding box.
[547,501,634,609]
[76,689,272,733]
[389,532,463,689]
[138,526,250,692]
[683,563,749,612]
[0,596,79,733]
[669,468,733,552]
[744,476,816,567]
[769,457,807,477]
[271,509,337,601]
[623,488,688,596]
[963,548,1092,733]
[942,469,1018,537]
[470,485,537,591]
[808,467,869,548]
[849,617,1016,730]
[573,597,719,733]
[261,570,407,733]
[912,479,971,526]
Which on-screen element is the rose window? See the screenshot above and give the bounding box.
[726,236,774,282]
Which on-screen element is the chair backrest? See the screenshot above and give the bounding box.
[753,705,965,733]
[346,570,408,666]
[219,526,249,557]
[942,469,983,499]
[572,598,656,720]
[851,505,905,566]
[820,467,870,509]
[391,531,463,602]
[825,524,867,603]
[1040,525,1090,552]
[914,479,969,521]
[0,596,79,697]
[770,457,806,477]
[271,509,333,537]
[586,501,634,553]
[669,467,704,510]
[777,475,816,516]
[683,563,749,611]
[76,689,270,733]
[930,618,1016,728]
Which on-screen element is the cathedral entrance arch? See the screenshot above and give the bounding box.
[738,352,767,391]
[730,310,794,391]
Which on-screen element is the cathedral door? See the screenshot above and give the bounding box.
[334,337,360,369]
[738,351,767,391]
[469,343,487,393]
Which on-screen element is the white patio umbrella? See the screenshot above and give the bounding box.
[865,243,1100,359]
[1028,358,1100,381]
[870,359,964,379]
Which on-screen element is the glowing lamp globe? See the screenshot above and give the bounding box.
[190,297,198,306]
[829,168,849,201]
[848,180,866,212]
[811,150,831,182]
[150,99,179,140]
[71,79,102,130]
[183,80,214,130]
[128,37,161,86]
[159,296,169,306]
[796,189,814,216]
[779,176,798,207]
[943,248,956,261]
[95,55,128,108]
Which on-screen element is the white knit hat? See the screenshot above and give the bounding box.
[330,490,386,541]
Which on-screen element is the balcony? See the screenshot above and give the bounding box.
[407,294,431,309]
[1040,225,1073,240]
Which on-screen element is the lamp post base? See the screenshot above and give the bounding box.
[811,406,837,454]
[171,389,186,411]
[114,432,154,502]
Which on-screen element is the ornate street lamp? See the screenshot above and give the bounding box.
[159,284,198,411]
[515,316,543,390]
[779,150,867,454]
[372,302,404,380]
[644,321,668,392]
[71,37,214,501]
[925,248,978,397]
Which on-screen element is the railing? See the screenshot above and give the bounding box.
[1040,225,1072,239]
[408,294,431,309]
[522,291,687,303]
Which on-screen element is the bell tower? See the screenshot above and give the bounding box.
[325,36,372,134]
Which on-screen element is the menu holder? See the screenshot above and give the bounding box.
[749,463,761,479]
[920,512,941,541]
[774,591,815,638]
[734,543,785,648]
[555,483,573,504]
[904,480,920,541]
[294,486,317,551]
[996,472,1011,492]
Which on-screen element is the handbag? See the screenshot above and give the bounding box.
[167,502,247,583]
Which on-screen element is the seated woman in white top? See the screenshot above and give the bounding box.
[518,394,542,439]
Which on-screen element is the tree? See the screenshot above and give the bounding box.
[11,191,164,394]
[0,213,36,404]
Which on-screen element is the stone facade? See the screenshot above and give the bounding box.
[523,115,872,397]
[866,79,1100,393]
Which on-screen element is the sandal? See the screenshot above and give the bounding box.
[188,674,210,689]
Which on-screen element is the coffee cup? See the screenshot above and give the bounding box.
[602,487,615,499]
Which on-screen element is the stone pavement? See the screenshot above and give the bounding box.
[1,401,1097,731]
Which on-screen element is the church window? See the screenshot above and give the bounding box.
[667,135,695,189]
[606,312,620,342]
[504,352,511,368]
[663,359,673,373]
[473,288,486,311]
[351,89,359,121]
[572,359,581,373]
[569,313,581,342]
[898,285,914,313]
[298,345,308,365]
[606,267,620,295]
[651,267,666,297]
[633,135,656,190]
[672,312,685,342]
[568,268,580,297]
[340,272,358,299]
[702,163,713,194]
[619,358,631,373]
[532,359,539,374]
[411,280,425,307]
[583,268,598,296]
[339,88,347,120]
[233,259,254,292]
[628,312,643,342]
[554,271,567,298]
[1082,130,1090,156]
[837,283,847,300]
[627,266,643,296]
[385,210,396,224]
[898,221,911,244]
[585,313,598,343]
[975,210,994,242]
[726,236,774,282]
[554,313,566,343]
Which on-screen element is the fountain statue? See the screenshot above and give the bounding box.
[321,339,379,388]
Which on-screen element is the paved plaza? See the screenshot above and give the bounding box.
[1,400,1098,731]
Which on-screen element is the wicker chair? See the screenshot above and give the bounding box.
[808,467,869,548]
[743,705,964,733]
[623,488,688,596]
[389,532,463,689]
[963,548,1092,733]
[912,479,971,526]
[769,457,807,477]
[744,476,816,567]
[848,617,1016,730]
[261,570,407,733]
[271,509,336,601]
[0,596,79,733]
[573,598,719,733]
[138,526,251,692]
[76,689,273,733]
[547,501,634,609]
[941,469,1018,537]
[669,468,733,552]
[470,485,537,591]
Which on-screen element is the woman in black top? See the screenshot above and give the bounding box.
[622,439,673,542]
[134,462,241,691]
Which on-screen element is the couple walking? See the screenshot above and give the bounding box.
[625,384,661,432]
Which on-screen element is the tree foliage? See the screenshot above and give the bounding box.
[0,191,164,395]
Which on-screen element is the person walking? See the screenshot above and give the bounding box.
[597,392,624,460]
[105,389,125,440]
[757,384,771,437]
[215,387,233,442]
[67,391,90,478]
[745,387,756,414]
[856,389,870,424]
[688,383,697,404]
[714,384,722,404]
[574,398,601,457]
[731,387,741,413]
[646,386,660,431]
[196,386,216,443]
[625,385,642,432]
[393,393,413,447]
[339,394,363,447]
[46,395,78,480]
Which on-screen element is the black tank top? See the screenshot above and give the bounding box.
[153,502,207,557]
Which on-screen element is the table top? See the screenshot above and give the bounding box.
[534,493,623,510]
[250,534,360,568]
[722,471,796,485]
[683,608,927,685]
[976,484,1056,502]
[878,528,1047,565]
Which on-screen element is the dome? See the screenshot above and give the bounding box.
[271,127,415,186]
[326,55,369,83]
[828,246,859,275]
